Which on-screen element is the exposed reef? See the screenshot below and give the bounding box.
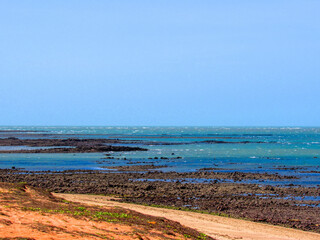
[0,138,147,153]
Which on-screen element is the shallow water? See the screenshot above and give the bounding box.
[0,126,319,186]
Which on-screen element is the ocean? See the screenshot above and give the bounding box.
[0,126,319,187]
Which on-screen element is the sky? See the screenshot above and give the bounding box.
[0,1,319,126]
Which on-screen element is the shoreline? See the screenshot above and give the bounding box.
[1,130,320,236]
[1,168,319,233]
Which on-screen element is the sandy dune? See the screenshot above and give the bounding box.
[54,193,320,240]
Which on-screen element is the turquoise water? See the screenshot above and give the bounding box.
[0,126,319,186]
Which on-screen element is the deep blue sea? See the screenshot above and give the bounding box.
[0,126,319,187]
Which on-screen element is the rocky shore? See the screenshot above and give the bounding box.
[1,169,319,233]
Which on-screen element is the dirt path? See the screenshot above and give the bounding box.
[53,193,320,240]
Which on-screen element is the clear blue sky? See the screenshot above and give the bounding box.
[0,1,319,126]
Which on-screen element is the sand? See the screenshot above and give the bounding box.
[54,193,320,240]
[0,183,204,240]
